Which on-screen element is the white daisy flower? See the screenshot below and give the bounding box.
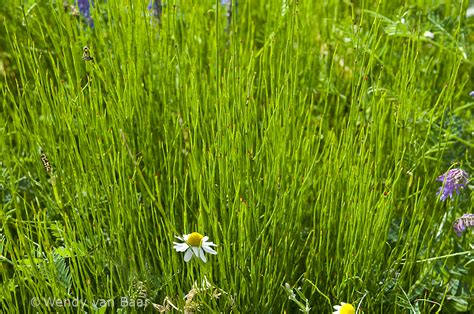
[333,302,355,314]
[173,232,217,263]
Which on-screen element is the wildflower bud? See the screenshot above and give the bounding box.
[453,214,474,236]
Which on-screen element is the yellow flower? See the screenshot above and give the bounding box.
[333,302,355,314]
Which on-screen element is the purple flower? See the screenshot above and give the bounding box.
[76,0,94,28]
[148,0,162,19]
[436,168,469,201]
[470,91,474,97]
[453,214,474,236]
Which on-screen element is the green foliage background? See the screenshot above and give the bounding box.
[1,0,473,312]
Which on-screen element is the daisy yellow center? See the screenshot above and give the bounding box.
[340,303,355,314]
[187,232,204,247]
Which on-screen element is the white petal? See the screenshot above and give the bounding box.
[191,246,200,257]
[173,243,189,252]
[198,248,207,263]
[202,244,217,255]
[202,236,209,242]
[184,249,193,262]
[204,241,217,247]
[175,235,185,241]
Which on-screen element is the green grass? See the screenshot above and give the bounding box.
[1,0,473,313]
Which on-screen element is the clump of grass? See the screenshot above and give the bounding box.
[1,0,473,313]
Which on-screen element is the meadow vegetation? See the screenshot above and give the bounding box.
[1,0,473,312]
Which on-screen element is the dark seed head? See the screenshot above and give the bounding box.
[40,153,52,174]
